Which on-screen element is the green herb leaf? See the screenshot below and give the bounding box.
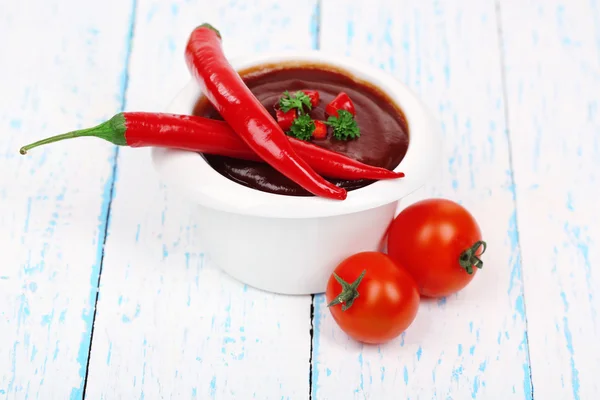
[279,91,312,114]
[326,110,360,140]
[288,114,315,141]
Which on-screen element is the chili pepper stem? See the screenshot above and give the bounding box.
[19,113,127,155]
[327,269,366,311]
[197,23,221,38]
[458,240,487,274]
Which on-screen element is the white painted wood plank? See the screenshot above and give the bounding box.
[499,0,600,398]
[0,0,135,398]
[313,1,531,398]
[84,1,318,398]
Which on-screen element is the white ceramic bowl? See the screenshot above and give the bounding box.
[152,51,442,295]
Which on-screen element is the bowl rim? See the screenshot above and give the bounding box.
[151,50,442,219]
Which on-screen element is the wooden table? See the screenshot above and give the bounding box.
[1,0,598,398]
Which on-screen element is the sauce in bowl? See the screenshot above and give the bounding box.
[193,64,409,196]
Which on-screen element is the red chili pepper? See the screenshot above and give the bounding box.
[325,92,356,117]
[18,112,405,182]
[302,90,320,107]
[185,23,346,200]
[312,121,327,139]
[275,108,297,131]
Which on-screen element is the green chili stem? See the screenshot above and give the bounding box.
[19,113,127,155]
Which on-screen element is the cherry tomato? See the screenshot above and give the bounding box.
[387,198,486,298]
[302,90,320,107]
[275,108,297,131]
[325,252,420,344]
[325,92,356,117]
[312,120,327,139]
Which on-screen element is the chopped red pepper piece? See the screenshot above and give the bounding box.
[312,121,328,139]
[325,92,356,117]
[276,108,298,131]
[302,90,320,107]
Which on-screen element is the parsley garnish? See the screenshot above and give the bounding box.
[288,114,315,141]
[279,91,312,114]
[326,110,360,140]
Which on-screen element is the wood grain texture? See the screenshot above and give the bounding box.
[3,0,599,398]
[0,0,135,398]
[499,0,600,398]
[83,1,318,399]
[312,0,532,398]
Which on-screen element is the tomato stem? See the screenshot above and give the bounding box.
[327,269,366,311]
[459,241,487,274]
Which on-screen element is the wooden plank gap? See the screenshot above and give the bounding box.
[311,0,322,50]
[493,1,535,398]
[308,295,316,400]
[81,0,139,397]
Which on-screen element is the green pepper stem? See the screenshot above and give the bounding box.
[459,241,487,274]
[19,113,127,155]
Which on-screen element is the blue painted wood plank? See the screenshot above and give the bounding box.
[313,1,531,398]
[499,0,600,398]
[84,1,318,398]
[0,0,136,398]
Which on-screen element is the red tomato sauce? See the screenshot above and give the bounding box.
[193,64,410,196]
